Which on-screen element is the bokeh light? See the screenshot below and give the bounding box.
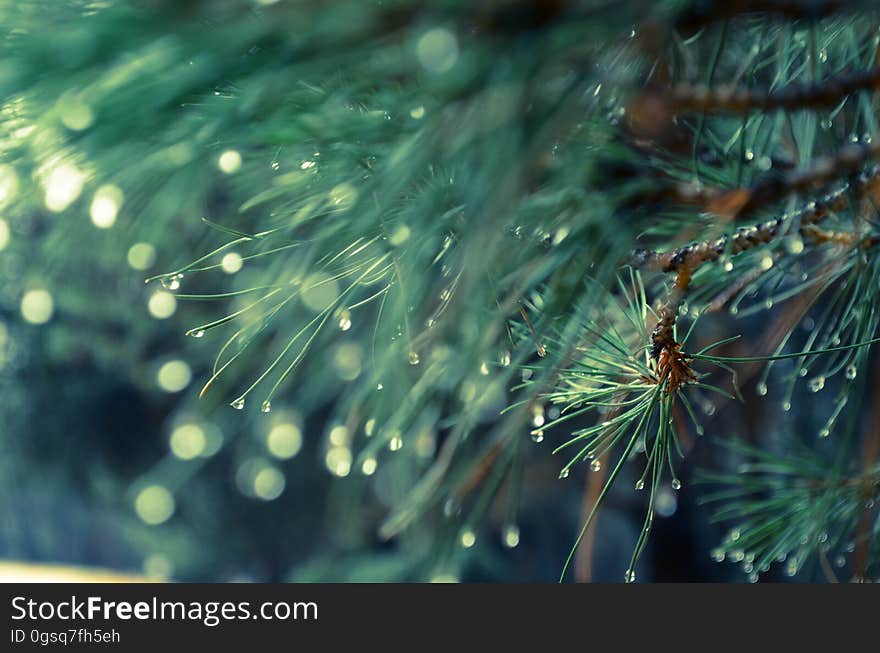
[266,422,303,460]
[217,150,242,174]
[147,290,176,319]
[89,184,124,229]
[20,289,54,325]
[156,360,192,392]
[416,28,459,73]
[169,423,207,459]
[134,485,175,525]
[42,162,86,213]
[127,242,156,270]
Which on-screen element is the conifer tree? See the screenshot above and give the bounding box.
[1,0,878,582]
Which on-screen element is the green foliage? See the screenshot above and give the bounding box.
[2,0,880,582]
[698,440,880,581]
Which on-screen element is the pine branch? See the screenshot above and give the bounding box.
[633,164,880,277]
[675,0,866,34]
[664,67,880,113]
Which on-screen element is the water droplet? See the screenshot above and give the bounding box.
[338,310,352,331]
[187,329,205,338]
[231,397,245,410]
[671,479,681,490]
[361,457,378,476]
[559,468,570,479]
[710,548,725,562]
[835,555,846,568]
[532,405,545,428]
[479,361,489,376]
[499,351,511,367]
[624,569,636,583]
[389,435,403,451]
[634,479,645,490]
[161,275,182,291]
[808,376,825,392]
[261,400,272,414]
[656,487,677,517]
[819,427,830,438]
[408,351,420,365]
[845,364,857,380]
[818,48,828,63]
[221,252,243,274]
[756,382,768,396]
[503,525,520,548]
[590,459,602,472]
[460,530,476,548]
[376,383,383,391]
[724,260,734,272]
[531,430,544,443]
[782,401,792,412]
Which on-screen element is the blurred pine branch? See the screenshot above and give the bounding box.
[0,0,879,582]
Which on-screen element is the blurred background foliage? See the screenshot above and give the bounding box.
[0,0,877,582]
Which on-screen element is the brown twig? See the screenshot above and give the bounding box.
[851,349,880,581]
[675,0,861,35]
[574,450,610,583]
[665,67,880,113]
[633,163,880,276]
[638,159,880,382]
